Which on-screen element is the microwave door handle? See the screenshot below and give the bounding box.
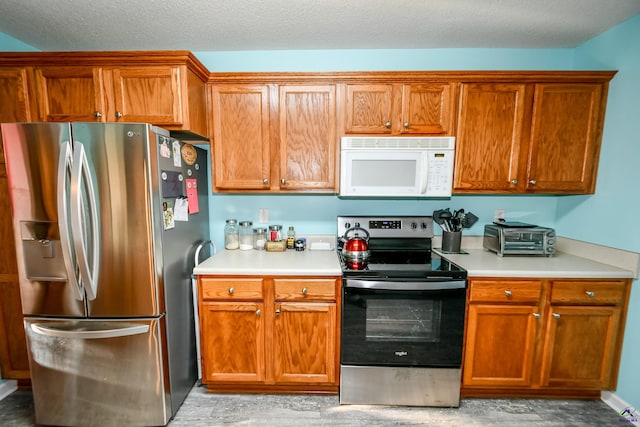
[57,140,84,301]
[419,152,429,194]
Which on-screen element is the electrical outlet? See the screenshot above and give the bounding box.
[259,208,269,224]
[494,209,505,222]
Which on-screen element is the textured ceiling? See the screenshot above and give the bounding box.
[1,0,639,52]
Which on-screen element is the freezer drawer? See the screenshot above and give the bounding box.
[24,318,172,427]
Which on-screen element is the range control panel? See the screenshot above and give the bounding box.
[337,216,434,239]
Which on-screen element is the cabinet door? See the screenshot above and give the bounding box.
[463,304,541,387]
[210,84,271,190]
[200,302,265,383]
[0,68,31,379]
[344,84,394,134]
[110,66,182,124]
[0,165,31,380]
[1,67,32,161]
[454,83,528,192]
[33,66,106,122]
[273,302,337,385]
[400,83,454,134]
[526,83,604,193]
[278,85,338,191]
[539,305,621,389]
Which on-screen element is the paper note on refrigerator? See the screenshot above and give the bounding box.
[163,202,175,230]
[186,178,199,213]
[172,140,182,167]
[174,198,189,221]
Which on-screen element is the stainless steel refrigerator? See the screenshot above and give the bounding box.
[1,122,210,426]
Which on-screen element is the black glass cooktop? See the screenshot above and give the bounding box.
[338,247,467,279]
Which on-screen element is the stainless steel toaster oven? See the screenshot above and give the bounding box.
[483,223,556,257]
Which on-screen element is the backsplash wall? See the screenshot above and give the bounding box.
[207,193,558,250]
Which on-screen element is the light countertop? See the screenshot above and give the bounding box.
[193,248,342,276]
[193,235,637,279]
[434,248,635,279]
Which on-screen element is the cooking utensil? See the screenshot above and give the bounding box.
[462,212,479,229]
[432,209,445,226]
[439,209,453,231]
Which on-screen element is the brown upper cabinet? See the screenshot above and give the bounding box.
[453,72,614,194]
[0,51,209,137]
[208,78,339,193]
[0,58,616,195]
[343,83,455,135]
[209,84,271,190]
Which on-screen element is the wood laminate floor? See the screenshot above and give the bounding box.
[0,385,629,426]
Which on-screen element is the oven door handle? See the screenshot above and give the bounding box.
[345,279,466,291]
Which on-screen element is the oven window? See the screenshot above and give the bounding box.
[366,299,441,342]
[352,159,416,187]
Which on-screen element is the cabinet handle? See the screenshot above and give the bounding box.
[504,289,512,297]
[301,287,308,295]
[552,312,561,319]
[256,309,261,316]
[275,309,281,316]
[280,178,286,185]
[384,121,392,128]
[115,111,123,119]
[511,179,519,185]
[228,287,234,295]
[585,291,595,298]
[529,179,537,185]
[403,122,409,128]
[94,111,102,118]
[532,313,541,319]
[262,178,269,184]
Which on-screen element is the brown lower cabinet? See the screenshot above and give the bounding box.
[198,275,341,393]
[462,278,630,398]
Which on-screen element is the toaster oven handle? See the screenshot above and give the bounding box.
[345,279,466,291]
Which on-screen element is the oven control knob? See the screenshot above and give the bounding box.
[344,222,351,229]
[411,222,417,229]
[354,222,360,228]
[421,222,428,229]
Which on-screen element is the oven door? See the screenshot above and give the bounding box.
[341,278,466,368]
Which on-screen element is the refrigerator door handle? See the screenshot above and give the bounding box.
[70,141,101,300]
[57,140,84,301]
[30,323,150,340]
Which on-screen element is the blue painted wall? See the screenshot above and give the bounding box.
[564,14,640,411]
[0,33,38,51]
[1,13,638,408]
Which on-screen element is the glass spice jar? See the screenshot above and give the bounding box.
[239,221,254,250]
[268,224,283,242]
[224,219,239,250]
[253,227,267,250]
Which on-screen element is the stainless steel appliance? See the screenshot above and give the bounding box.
[483,222,556,257]
[1,122,210,426]
[337,216,467,407]
[339,136,455,197]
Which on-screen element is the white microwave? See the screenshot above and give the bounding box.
[339,136,456,197]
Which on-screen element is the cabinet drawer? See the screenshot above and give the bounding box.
[274,278,337,301]
[550,280,626,305]
[200,278,263,300]
[469,280,542,303]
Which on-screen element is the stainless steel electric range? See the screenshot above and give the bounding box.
[337,216,467,407]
